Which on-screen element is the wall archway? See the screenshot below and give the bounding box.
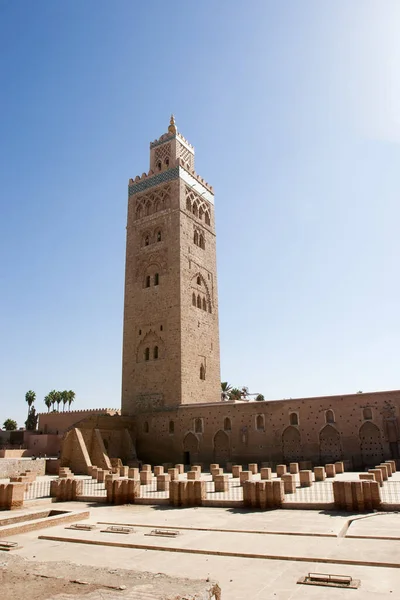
[282,426,301,462]
[183,432,199,465]
[213,430,230,465]
[360,421,383,466]
[319,424,342,464]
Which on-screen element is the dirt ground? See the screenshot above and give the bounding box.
[0,553,217,599]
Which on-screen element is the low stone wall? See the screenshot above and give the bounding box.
[0,449,32,458]
[0,458,46,479]
[0,482,25,510]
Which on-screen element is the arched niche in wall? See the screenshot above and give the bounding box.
[319,424,342,464]
[183,432,199,465]
[213,429,230,465]
[359,421,384,467]
[282,426,301,462]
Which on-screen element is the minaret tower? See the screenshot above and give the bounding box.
[121,117,221,415]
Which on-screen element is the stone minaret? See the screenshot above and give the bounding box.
[121,117,221,415]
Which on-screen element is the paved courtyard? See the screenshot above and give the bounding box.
[3,499,400,599]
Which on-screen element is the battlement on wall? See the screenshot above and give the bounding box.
[38,408,120,416]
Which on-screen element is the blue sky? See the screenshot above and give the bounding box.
[1,1,400,427]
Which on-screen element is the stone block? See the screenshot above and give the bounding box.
[187,470,200,480]
[333,480,345,510]
[210,463,219,472]
[370,480,381,509]
[248,463,258,475]
[194,480,206,504]
[378,464,389,479]
[282,473,296,494]
[276,464,287,477]
[359,473,375,481]
[386,460,396,473]
[154,465,164,476]
[168,468,179,481]
[142,464,152,473]
[119,466,129,477]
[325,464,336,478]
[191,465,202,474]
[128,467,139,479]
[383,462,393,476]
[369,468,383,486]
[231,465,242,478]
[239,471,252,485]
[175,464,184,474]
[299,470,312,487]
[260,467,272,480]
[272,480,284,507]
[334,461,344,474]
[0,483,25,510]
[214,474,229,492]
[376,465,388,481]
[157,474,170,491]
[289,462,299,474]
[211,467,223,480]
[314,466,326,481]
[140,470,152,485]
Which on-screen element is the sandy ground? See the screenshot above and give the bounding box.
[0,552,217,600]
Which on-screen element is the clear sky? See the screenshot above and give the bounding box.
[1,1,400,428]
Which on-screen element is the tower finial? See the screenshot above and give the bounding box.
[168,114,177,134]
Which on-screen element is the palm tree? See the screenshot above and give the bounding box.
[55,391,62,411]
[44,395,52,412]
[61,390,69,412]
[67,390,75,411]
[47,390,58,412]
[221,382,232,401]
[25,390,36,421]
[229,388,242,401]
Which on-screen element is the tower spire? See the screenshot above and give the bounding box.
[168,114,177,134]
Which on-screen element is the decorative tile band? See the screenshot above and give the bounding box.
[128,167,214,204]
[129,167,179,195]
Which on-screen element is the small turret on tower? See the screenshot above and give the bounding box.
[149,115,195,172]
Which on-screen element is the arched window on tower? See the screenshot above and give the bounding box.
[186,198,191,211]
[202,297,207,311]
[165,157,169,167]
[205,212,210,226]
[144,347,150,361]
[143,421,149,433]
[224,417,231,431]
[145,235,149,246]
[153,346,158,359]
[197,275,201,285]
[200,364,205,380]
[194,418,203,433]
[199,235,205,250]
[145,275,151,288]
[325,409,335,424]
[194,231,199,246]
[192,292,196,306]
[197,295,201,308]
[199,207,204,220]
[193,204,198,218]
[157,161,162,171]
[289,412,299,426]
[157,231,162,242]
[154,273,159,286]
